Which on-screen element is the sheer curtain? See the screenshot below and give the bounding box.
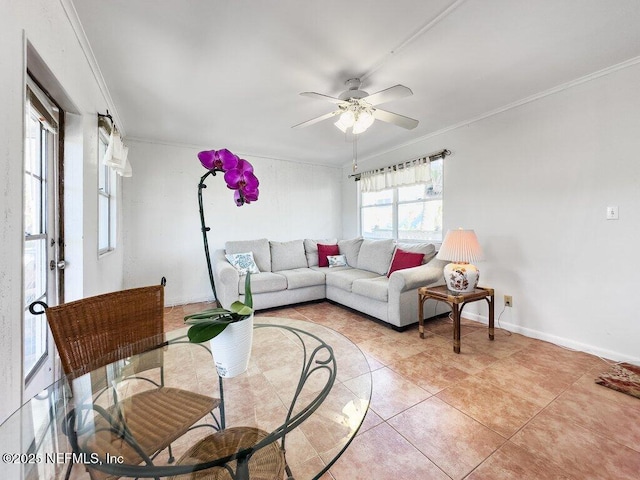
[360,158,432,193]
[104,128,132,177]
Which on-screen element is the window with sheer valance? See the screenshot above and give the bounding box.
[360,157,433,193]
[359,152,446,242]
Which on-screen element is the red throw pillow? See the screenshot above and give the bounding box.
[318,243,340,267]
[387,249,424,277]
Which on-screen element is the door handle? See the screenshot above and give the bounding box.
[50,260,66,270]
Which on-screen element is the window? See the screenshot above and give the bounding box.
[24,84,58,380]
[98,121,116,254]
[360,158,443,242]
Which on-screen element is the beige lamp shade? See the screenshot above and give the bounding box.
[437,229,483,293]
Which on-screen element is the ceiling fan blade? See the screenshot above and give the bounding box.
[363,85,413,106]
[373,108,419,130]
[300,92,346,105]
[292,110,341,129]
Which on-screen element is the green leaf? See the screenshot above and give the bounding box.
[244,272,253,309]
[187,322,229,343]
[185,316,233,326]
[184,308,230,320]
[229,301,253,316]
[184,309,234,325]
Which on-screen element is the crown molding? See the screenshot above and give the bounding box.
[125,136,343,170]
[348,55,640,169]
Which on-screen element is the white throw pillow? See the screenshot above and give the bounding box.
[225,238,271,272]
[327,254,347,268]
[225,252,260,274]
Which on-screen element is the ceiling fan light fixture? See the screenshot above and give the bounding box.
[334,106,375,134]
[352,109,375,134]
[294,80,418,132]
[334,110,355,133]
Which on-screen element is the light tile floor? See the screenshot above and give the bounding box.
[165,300,640,479]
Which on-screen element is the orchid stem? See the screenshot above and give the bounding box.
[198,169,223,308]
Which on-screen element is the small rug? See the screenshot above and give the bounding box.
[596,362,640,399]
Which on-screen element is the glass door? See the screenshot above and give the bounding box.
[23,80,62,400]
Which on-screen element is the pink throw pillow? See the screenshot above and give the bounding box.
[318,243,340,267]
[387,249,424,277]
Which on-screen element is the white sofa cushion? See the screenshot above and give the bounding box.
[226,238,271,272]
[357,239,396,275]
[309,265,350,273]
[352,276,389,302]
[238,271,286,294]
[395,242,437,264]
[337,237,364,267]
[270,240,307,271]
[303,238,338,267]
[325,268,379,292]
[277,268,326,289]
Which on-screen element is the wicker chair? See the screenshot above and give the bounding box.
[169,427,286,480]
[44,285,221,480]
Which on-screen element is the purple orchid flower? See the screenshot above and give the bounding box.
[234,187,259,206]
[224,159,259,207]
[224,159,259,191]
[197,148,239,171]
[198,148,259,207]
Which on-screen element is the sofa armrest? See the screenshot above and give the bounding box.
[388,258,446,293]
[212,249,240,309]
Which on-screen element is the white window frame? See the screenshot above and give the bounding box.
[23,79,59,387]
[98,121,117,255]
[359,158,443,243]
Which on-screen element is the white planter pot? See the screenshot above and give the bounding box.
[209,315,254,378]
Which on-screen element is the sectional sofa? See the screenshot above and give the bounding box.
[212,237,449,329]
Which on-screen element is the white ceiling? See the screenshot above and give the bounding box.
[71,0,640,167]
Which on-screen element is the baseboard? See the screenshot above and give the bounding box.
[165,295,214,308]
[462,312,640,365]
[254,298,325,313]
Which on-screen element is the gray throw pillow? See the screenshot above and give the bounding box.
[357,239,396,275]
[337,237,364,267]
[270,240,308,271]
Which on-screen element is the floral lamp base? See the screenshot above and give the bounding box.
[444,262,480,293]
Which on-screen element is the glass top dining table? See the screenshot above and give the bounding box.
[0,317,372,479]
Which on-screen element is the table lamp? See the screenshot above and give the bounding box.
[436,229,484,293]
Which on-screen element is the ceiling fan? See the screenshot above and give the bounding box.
[292,78,419,134]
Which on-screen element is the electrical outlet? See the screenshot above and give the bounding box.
[504,295,513,307]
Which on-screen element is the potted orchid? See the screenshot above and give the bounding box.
[185,272,253,343]
[185,148,260,377]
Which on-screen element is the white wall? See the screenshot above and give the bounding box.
[0,0,125,422]
[343,61,640,363]
[123,140,343,306]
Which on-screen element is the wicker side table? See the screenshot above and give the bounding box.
[418,285,494,353]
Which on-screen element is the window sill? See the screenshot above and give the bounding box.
[98,248,116,259]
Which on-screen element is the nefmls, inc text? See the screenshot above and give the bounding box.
[45,452,124,464]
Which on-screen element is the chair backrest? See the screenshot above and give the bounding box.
[45,285,165,378]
